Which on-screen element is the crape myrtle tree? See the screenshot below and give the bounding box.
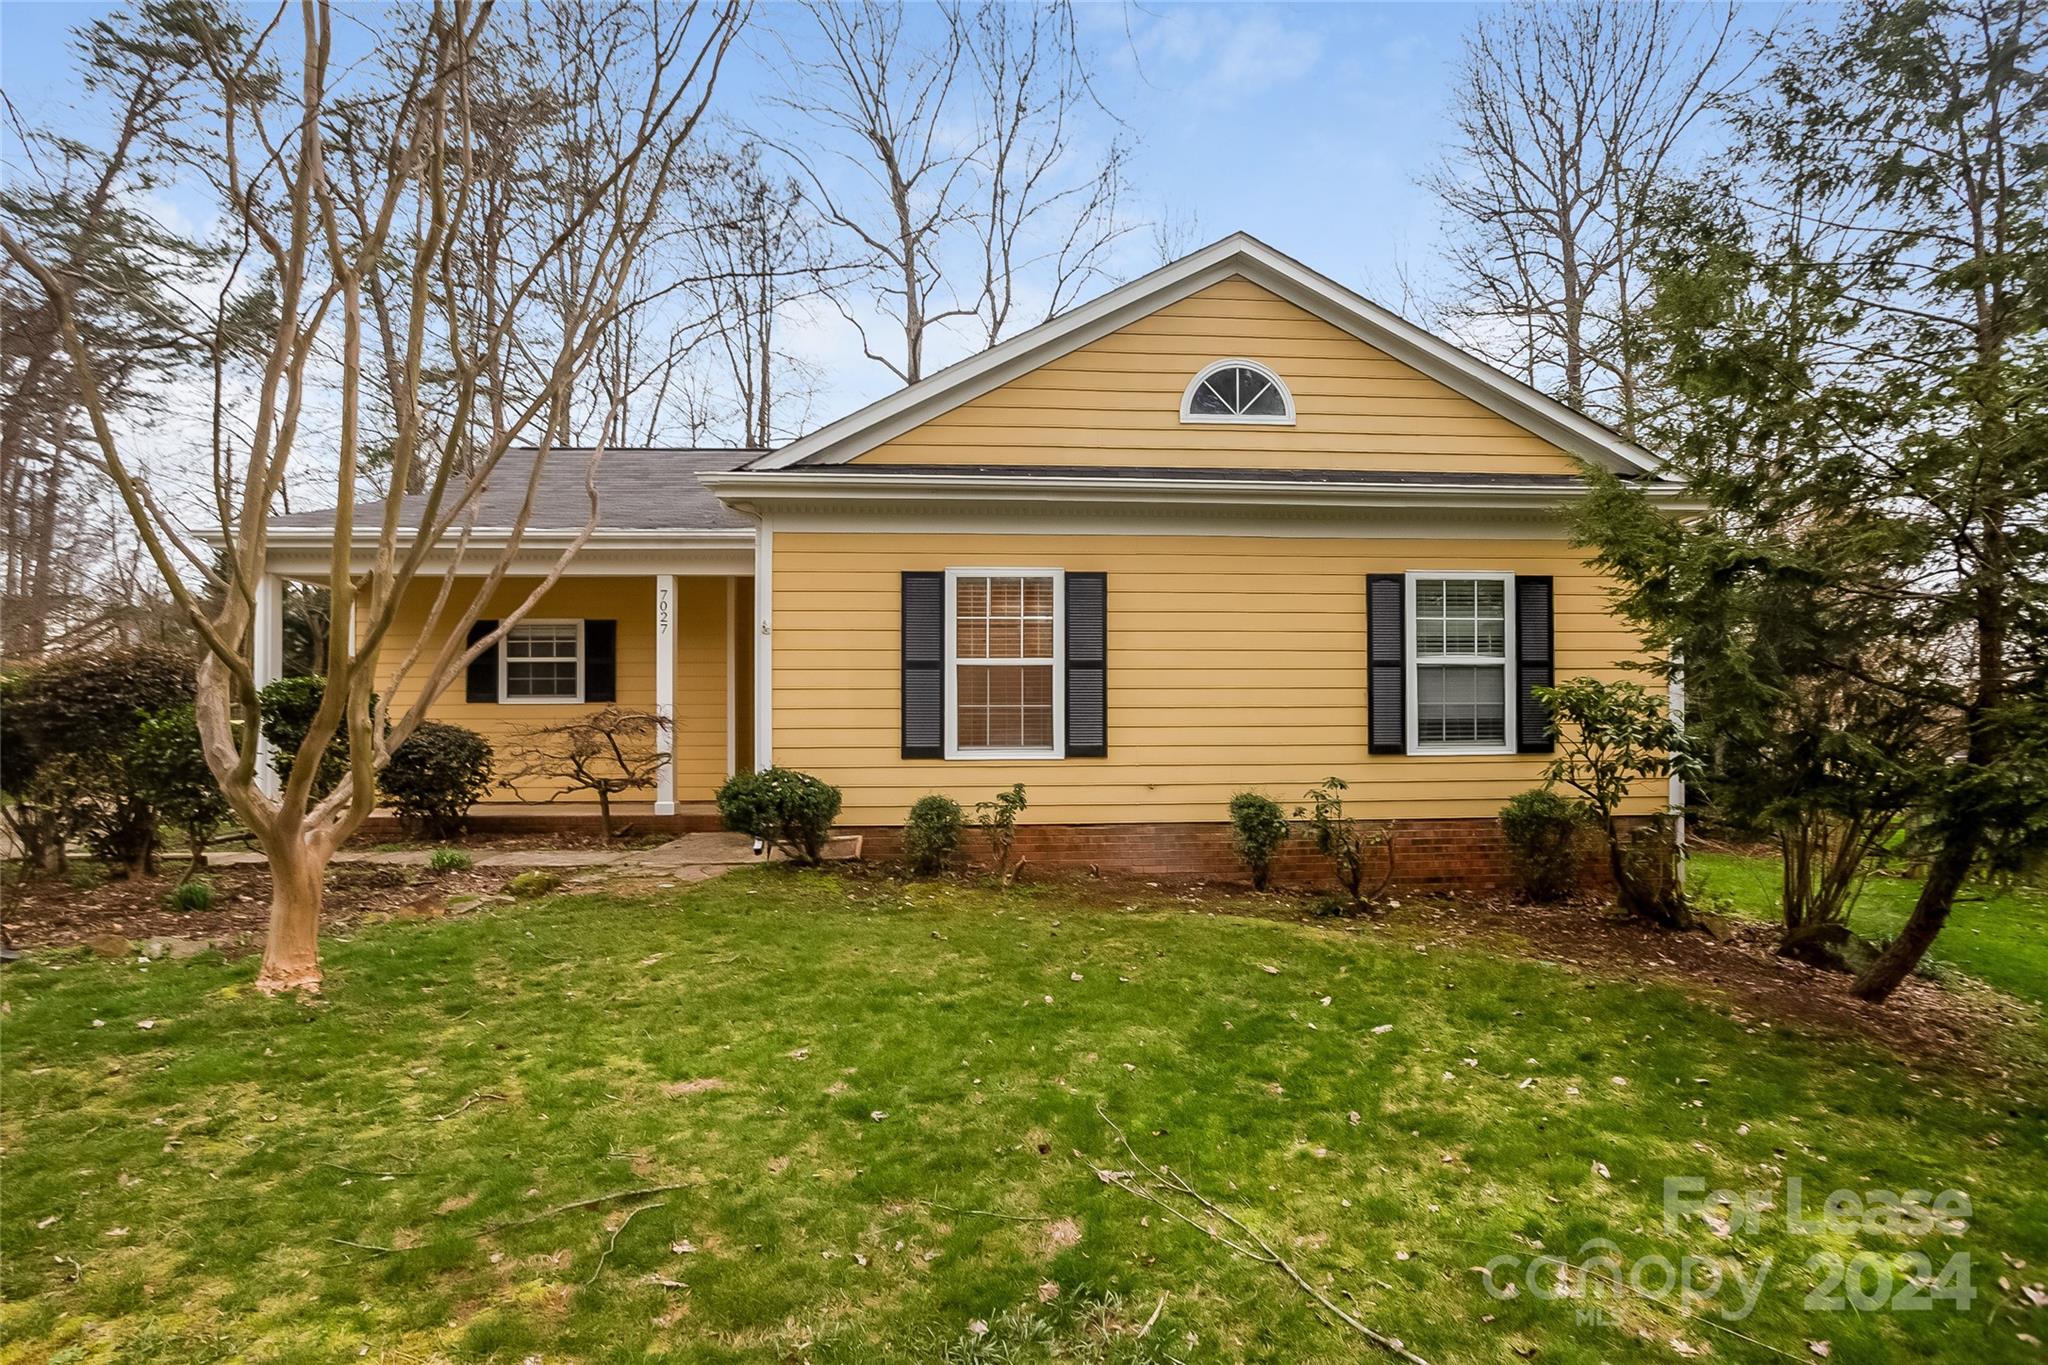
[1,0,743,993]
[1576,0,2048,1000]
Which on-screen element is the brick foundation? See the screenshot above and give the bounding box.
[848,817,1644,894]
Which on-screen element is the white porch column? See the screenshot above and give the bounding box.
[253,573,285,799]
[654,573,676,815]
[754,516,773,770]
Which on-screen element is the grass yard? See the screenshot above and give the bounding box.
[3,866,2045,1363]
[1689,849,2048,1008]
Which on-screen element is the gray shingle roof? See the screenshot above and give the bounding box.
[272,447,762,533]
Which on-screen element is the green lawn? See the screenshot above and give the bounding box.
[4,868,2044,1363]
[1688,849,2048,1007]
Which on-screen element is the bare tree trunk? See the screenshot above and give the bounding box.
[260,831,329,993]
[1853,824,1979,1002]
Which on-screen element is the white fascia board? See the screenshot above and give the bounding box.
[701,469,1701,517]
[753,231,1666,479]
[258,527,757,580]
[262,526,755,553]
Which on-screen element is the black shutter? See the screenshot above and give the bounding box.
[1366,575,1406,754]
[584,620,617,703]
[1065,572,1107,757]
[902,572,945,758]
[466,619,499,703]
[1514,576,1555,752]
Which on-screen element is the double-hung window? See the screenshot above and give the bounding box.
[1407,574,1514,753]
[945,569,1064,758]
[502,620,583,702]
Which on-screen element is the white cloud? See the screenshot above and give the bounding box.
[1131,5,1325,105]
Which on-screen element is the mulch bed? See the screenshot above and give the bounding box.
[1399,895,2038,1087]
[1,863,512,955]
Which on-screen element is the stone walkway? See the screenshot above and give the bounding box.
[205,830,862,874]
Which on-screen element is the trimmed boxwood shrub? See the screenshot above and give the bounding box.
[1228,791,1291,890]
[5,645,195,877]
[257,674,366,796]
[716,767,843,865]
[381,721,494,838]
[1499,787,1584,902]
[903,794,965,875]
[129,705,234,870]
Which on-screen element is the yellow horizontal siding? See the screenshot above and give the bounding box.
[769,530,1664,825]
[851,276,1583,475]
[365,575,733,807]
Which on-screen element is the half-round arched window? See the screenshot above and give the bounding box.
[1181,359,1295,425]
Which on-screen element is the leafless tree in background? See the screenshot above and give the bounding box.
[764,0,1132,386]
[764,0,975,384]
[2,0,742,993]
[1425,0,1748,431]
[959,0,1133,346]
[682,143,829,447]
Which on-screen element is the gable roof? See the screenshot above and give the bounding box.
[748,232,1664,478]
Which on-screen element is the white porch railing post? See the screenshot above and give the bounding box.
[253,573,284,799]
[654,574,676,815]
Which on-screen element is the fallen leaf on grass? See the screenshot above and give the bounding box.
[1808,1342,1831,1358]
[1592,1161,1611,1180]
[1371,1023,1394,1035]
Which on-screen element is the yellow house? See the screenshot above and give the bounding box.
[263,235,1689,887]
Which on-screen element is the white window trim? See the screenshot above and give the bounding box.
[1180,358,1296,426]
[1404,571,1516,756]
[943,567,1066,761]
[500,618,585,704]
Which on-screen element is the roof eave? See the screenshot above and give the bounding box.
[701,468,1702,516]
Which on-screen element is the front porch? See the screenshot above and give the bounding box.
[251,554,754,821]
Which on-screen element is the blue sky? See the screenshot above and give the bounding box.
[2,1,1485,297]
[0,2,1762,440]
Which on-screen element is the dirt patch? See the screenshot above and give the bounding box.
[2,862,510,954]
[661,1077,728,1097]
[1400,896,2039,1085]
[1039,1216,1083,1259]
